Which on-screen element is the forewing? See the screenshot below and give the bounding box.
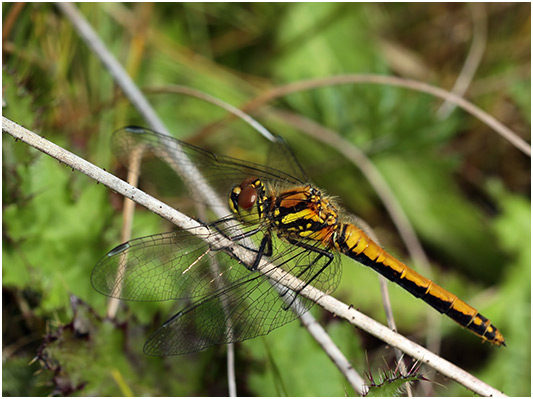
[111,126,305,210]
[92,224,262,302]
[266,135,309,184]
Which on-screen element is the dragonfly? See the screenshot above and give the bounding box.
[92,126,505,356]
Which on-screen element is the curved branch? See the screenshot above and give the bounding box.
[437,3,488,118]
[244,74,531,157]
[2,117,507,397]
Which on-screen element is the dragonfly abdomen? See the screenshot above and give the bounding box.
[334,223,505,346]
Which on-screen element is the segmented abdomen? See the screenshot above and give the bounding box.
[334,223,505,346]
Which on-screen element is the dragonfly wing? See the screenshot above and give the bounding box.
[266,135,310,184]
[143,239,341,355]
[143,261,306,355]
[269,236,342,297]
[92,226,262,302]
[111,126,305,206]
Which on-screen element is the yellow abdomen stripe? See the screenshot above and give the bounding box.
[334,223,505,346]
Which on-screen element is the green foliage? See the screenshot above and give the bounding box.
[37,298,208,396]
[2,356,48,397]
[376,154,504,281]
[244,312,363,396]
[3,3,529,396]
[473,182,531,396]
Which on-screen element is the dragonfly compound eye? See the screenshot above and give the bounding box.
[229,177,268,225]
[238,185,258,210]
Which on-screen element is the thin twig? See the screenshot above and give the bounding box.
[299,312,365,395]
[244,75,531,157]
[106,143,146,319]
[194,202,238,397]
[55,2,169,134]
[3,117,507,398]
[2,2,26,41]
[437,3,488,118]
[226,342,237,397]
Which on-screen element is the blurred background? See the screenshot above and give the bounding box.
[2,3,530,396]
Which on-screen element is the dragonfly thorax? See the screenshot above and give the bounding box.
[272,186,340,245]
[229,177,270,224]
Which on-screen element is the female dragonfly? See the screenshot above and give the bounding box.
[92,126,505,355]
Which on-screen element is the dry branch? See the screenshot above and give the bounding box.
[3,117,507,397]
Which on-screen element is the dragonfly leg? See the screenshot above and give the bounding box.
[220,232,273,272]
[280,237,334,309]
[210,221,264,253]
[229,226,264,242]
[250,233,273,270]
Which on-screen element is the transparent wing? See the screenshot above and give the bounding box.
[92,222,261,302]
[266,135,309,184]
[111,126,306,208]
[143,265,309,355]
[92,223,341,302]
[92,221,342,355]
[143,238,342,355]
[98,126,345,354]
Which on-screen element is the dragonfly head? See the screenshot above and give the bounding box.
[229,177,268,224]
